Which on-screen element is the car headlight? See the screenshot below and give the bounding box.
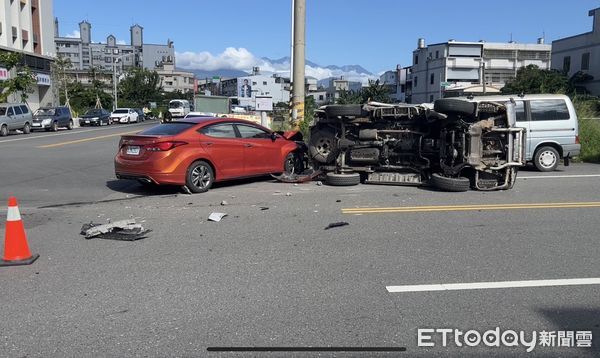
[42,119,51,125]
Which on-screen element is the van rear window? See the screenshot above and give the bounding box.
[530,100,570,121]
[139,122,195,135]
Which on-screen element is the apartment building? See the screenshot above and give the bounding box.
[552,8,600,95]
[408,38,551,103]
[0,0,56,108]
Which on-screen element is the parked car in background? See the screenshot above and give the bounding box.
[111,108,139,124]
[31,106,73,131]
[308,99,526,191]
[134,108,145,122]
[183,112,216,119]
[0,103,33,136]
[115,117,304,193]
[463,94,580,171]
[80,108,111,126]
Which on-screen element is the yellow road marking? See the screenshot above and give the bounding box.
[37,130,140,148]
[342,202,600,214]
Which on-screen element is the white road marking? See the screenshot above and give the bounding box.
[386,278,600,293]
[518,174,600,179]
[0,122,151,144]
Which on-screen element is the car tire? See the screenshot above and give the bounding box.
[0,124,8,137]
[326,172,360,186]
[67,120,73,130]
[51,121,59,132]
[283,152,303,174]
[309,127,339,164]
[23,122,31,134]
[430,173,470,192]
[534,146,560,172]
[434,99,477,117]
[185,160,214,193]
[325,104,365,117]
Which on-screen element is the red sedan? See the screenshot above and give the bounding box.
[115,117,303,193]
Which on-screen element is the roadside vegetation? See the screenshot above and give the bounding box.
[502,65,600,163]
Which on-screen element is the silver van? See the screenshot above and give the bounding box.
[464,94,580,171]
[0,103,33,137]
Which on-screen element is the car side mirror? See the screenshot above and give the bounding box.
[270,132,277,141]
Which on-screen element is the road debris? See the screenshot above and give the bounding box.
[208,212,228,222]
[80,219,151,241]
[286,192,292,196]
[315,181,323,186]
[181,186,193,195]
[220,200,228,206]
[260,207,269,211]
[324,222,349,230]
[271,170,322,183]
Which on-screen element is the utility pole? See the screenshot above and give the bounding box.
[291,0,305,129]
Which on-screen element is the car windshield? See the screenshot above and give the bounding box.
[0,107,6,116]
[139,123,195,136]
[34,108,55,116]
[113,109,128,114]
[169,102,183,109]
[85,109,102,115]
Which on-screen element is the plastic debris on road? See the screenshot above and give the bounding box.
[80,219,151,241]
[324,222,349,230]
[208,212,228,222]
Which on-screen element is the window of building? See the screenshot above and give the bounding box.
[263,81,267,85]
[414,54,419,65]
[563,56,571,72]
[435,50,439,59]
[581,52,590,71]
[429,95,434,102]
[252,81,257,85]
[318,95,324,100]
[414,76,418,88]
[430,73,434,85]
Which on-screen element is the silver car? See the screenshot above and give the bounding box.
[0,103,33,137]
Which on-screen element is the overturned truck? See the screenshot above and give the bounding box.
[307,99,526,191]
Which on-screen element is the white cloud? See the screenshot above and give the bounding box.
[65,30,80,38]
[175,47,375,84]
[116,40,126,45]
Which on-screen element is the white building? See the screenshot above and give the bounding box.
[319,77,362,103]
[379,66,409,102]
[408,38,551,103]
[0,0,56,108]
[237,74,290,108]
[552,8,600,95]
[156,61,194,93]
[54,20,174,72]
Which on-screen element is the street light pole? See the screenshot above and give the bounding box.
[291,0,305,129]
[113,57,122,110]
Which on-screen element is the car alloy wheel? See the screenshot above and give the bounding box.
[0,125,8,137]
[23,123,31,134]
[186,161,214,193]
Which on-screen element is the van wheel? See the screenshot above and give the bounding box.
[23,122,31,134]
[185,161,214,193]
[0,125,7,137]
[534,146,559,172]
[67,120,73,130]
[430,173,470,192]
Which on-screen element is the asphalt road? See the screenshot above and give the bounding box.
[0,124,599,357]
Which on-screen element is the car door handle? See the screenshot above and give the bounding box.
[244,143,253,148]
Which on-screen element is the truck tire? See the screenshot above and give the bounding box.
[534,146,559,172]
[430,173,470,192]
[309,127,339,164]
[326,172,360,186]
[434,99,477,117]
[325,104,365,117]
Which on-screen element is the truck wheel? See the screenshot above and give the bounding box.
[434,99,477,117]
[430,173,470,192]
[326,172,360,186]
[325,104,365,117]
[0,125,8,137]
[534,146,559,172]
[309,127,339,164]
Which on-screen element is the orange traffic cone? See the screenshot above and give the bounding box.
[0,197,39,266]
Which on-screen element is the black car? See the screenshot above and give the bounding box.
[31,106,73,131]
[80,108,111,126]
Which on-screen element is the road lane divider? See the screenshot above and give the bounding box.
[342,201,600,214]
[386,277,600,293]
[37,130,140,148]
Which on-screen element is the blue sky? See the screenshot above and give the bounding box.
[54,0,600,75]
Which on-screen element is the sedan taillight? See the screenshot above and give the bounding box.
[146,141,188,151]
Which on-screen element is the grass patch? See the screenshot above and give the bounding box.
[573,99,600,163]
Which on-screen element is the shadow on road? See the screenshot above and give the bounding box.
[106,176,277,195]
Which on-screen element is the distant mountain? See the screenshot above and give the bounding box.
[261,56,373,76]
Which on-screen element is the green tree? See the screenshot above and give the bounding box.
[501,65,573,95]
[336,80,391,104]
[117,67,162,107]
[51,56,73,105]
[0,51,37,102]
